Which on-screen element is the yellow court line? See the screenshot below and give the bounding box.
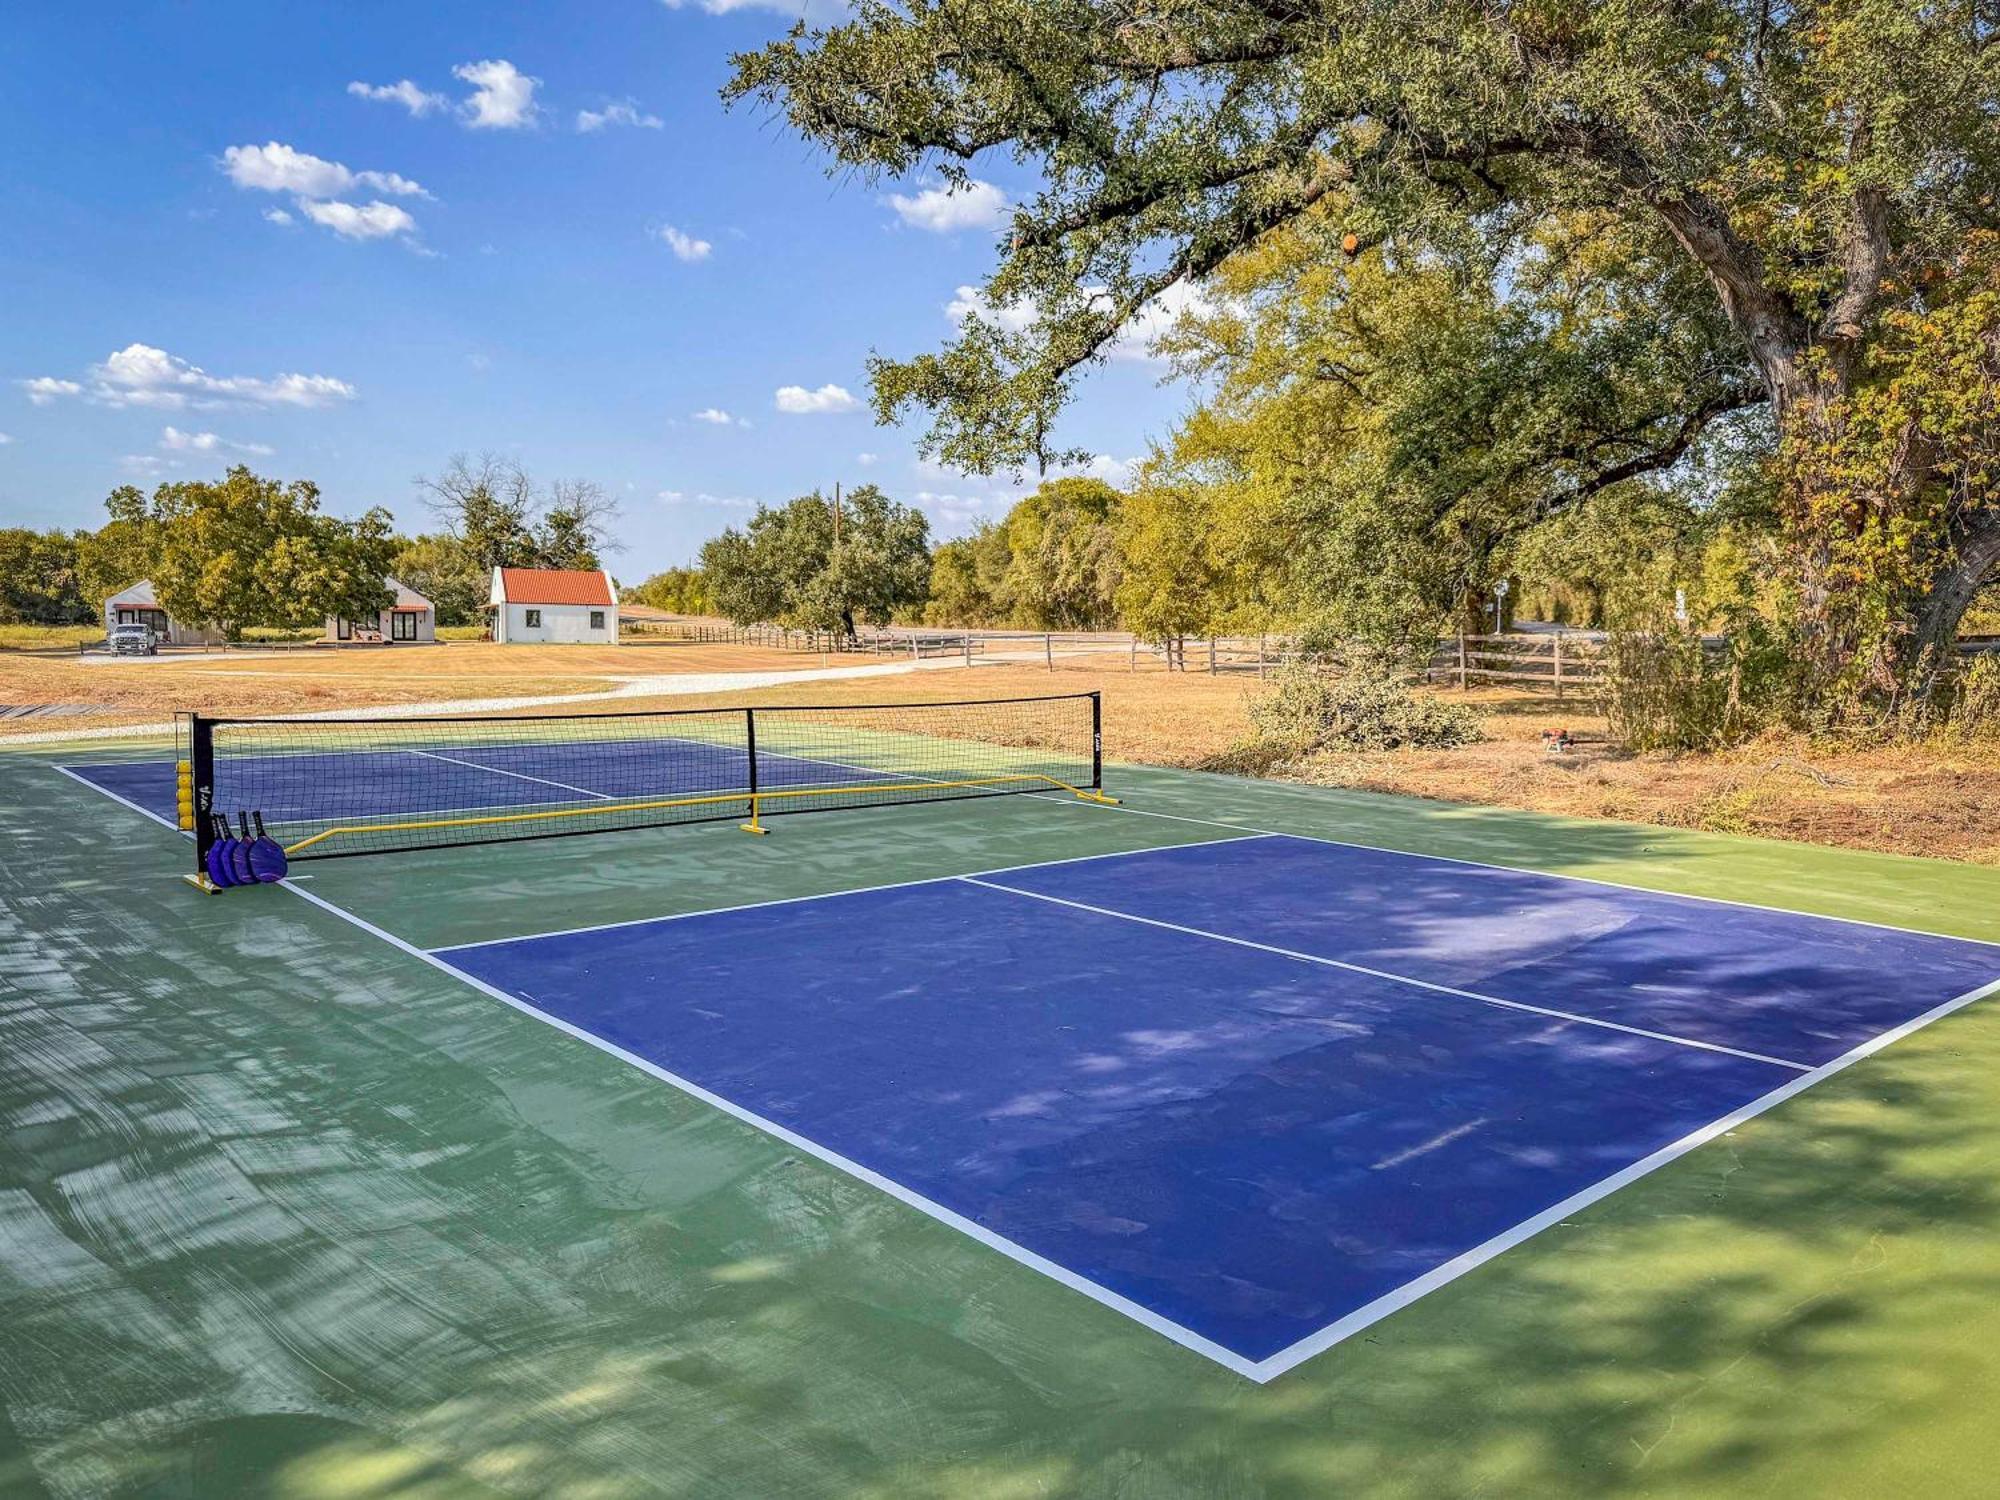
[283,774,1117,853]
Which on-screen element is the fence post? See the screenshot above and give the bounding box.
[1457,633,1468,690]
[963,633,972,667]
[1258,632,1267,680]
[1208,637,1217,674]
[1045,633,1053,671]
[1130,636,1138,672]
[1554,631,1564,701]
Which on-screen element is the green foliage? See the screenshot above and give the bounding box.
[729,0,2000,710]
[143,467,395,639]
[700,486,931,634]
[624,566,711,616]
[1113,477,1233,641]
[1599,625,1778,753]
[997,477,1123,628]
[0,528,91,625]
[924,524,1011,626]
[1248,658,1482,755]
[923,478,1125,628]
[75,484,159,603]
[389,534,488,627]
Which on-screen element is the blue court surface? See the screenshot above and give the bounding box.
[409,830,2000,1381]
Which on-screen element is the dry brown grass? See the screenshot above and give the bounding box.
[12,641,2000,864]
[0,638,881,736]
[598,662,2000,865]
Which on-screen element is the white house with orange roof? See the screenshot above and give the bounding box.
[487,567,620,644]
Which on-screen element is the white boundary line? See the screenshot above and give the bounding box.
[55,759,2000,1381]
[408,748,617,801]
[431,828,1268,954]
[1032,791,2000,952]
[1242,970,2000,1380]
[959,876,1813,1072]
[278,878,1263,1381]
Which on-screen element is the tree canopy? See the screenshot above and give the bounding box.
[416,454,622,575]
[729,0,2000,709]
[144,467,397,638]
[701,485,933,634]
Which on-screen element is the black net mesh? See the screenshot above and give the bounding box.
[194,693,1099,861]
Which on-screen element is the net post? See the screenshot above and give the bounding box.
[188,713,217,890]
[739,706,769,834]
[1091,691,1102,791]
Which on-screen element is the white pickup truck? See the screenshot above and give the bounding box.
[106,623,159,656]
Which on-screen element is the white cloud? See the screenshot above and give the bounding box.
[20,377,83,406]
[855,452,879,465]
[1104,279,1220,362]
[947,279,1220,363]
[914,490,1006,528]
[455,59,540,129]
[24,345,357,411]
[659,0,853,20]
[119,454,177,477]
[0,432,12,444]
[263,207,294,226]
[578,100,663,132]
[160,425,274,456]
[660,488,757,508]
[774,383,860,414]
[948,285,1037,335]
[886,178,1007,233]
[1063,452,1141,487]
[297,198,417,241]
[691,407,745,426]
[220,142,428,199]
[657,225,712,261]
[348,79,448,117]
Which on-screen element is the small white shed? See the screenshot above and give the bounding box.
[487,568,619,644]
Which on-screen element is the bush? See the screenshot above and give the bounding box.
[1939,653,2000,741]
[1599,625,1774,752]
[1248,658,1483,754]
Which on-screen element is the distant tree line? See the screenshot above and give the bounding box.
[0,453,619,639]
[622,476,1129,635]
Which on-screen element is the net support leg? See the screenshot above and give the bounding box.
[1073,790,1122,806]
[739,794,770,835]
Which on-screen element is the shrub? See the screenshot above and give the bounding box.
[1599,625,1776,752]
[1248,658,1482,754]
[1939,653,2000,741]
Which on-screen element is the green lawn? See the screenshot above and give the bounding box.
[5,739,2000,1497]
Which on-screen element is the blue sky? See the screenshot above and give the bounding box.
[0,1,1196,574]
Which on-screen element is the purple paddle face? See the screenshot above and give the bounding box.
[247,813,287,883]
[206,827,237,888]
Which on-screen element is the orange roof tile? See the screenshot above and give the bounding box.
[497,568,613,606]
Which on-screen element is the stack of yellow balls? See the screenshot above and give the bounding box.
[175,760,195,831]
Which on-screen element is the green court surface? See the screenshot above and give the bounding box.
[7,732,2000,1497]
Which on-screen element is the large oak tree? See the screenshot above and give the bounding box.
[730,0,2000,706]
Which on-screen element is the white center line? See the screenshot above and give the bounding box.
[958,875,1814,1073]
[408,748,617,801]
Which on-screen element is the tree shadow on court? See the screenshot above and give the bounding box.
[15,752,2000,1497]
